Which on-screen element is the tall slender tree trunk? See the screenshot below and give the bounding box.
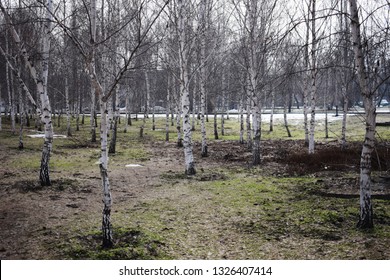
[166,74,171,142]
[38,0,54,187]
[284,93,291,138]
[90,88,97,142]
[221,69,226,136]
[324,93,329,139]
[199,0,208,157]
[85,0,114,247]
[109,86,119,154]
[341,94,348,148]
[303,1,310,146]
[349,0,375,229]
[18,80,24,149]
[270,89,275,132]
[152,103,156,131]
[76,90,80,132]
[191,82,196,131]
[239,99,244,144]
[251,95,261,165]
[176,104,183,147]
[5,29,16,135]
[145,71,150,119]
[308,0,317,154]
[99,100,113,247]
[65,76,72,137]
[221,95,225,136]
[214,109,219,140]
[340,0,349,149]
[246,93,252,150]
[124,95,129,133]
[178,0,195,175]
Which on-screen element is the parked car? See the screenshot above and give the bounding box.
[379,99,389,107]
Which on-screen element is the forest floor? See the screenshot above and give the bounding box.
[0,114,390,259]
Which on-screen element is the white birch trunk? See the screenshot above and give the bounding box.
[239,99,244,144]
[303,86,309,144]
[191,83,196,131]
[308,0,317,154]
[251,94,261,165]
[324,93,329,139]
[341,94,348,148]
[341,0,349,149]
[200,0,208,157]
[166,74,171,142]
[0,0,53,186]
[145,71,150,119]
[86,0,114,247]
[246,93,252,150]
[270,89,275,132]
[303,2,310,145]
[349,0,375,229]
[152,102,156,131]
[5,29,16,134]
[37,0,54,187]
[221,67,227,136]
[124,95,129,133]
[65,76,71,137]
[284,93,292,138]
[99,100,113,247]
[176,104,183,147]
[249,57,261,164]
[18,77,24,149]
[75,90,80,131]
[221,95,225,136]
[178,0,195,175]
[200,76,207,155]
[109,86,119,154]
[90,87,97,142]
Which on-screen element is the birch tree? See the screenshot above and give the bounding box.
[4,28,16,135]
[177,0,196,174]
[199,0,209,157]
[238,0,280,165]
[338,0,352,149]
[349,0,376,228]
[1,0,54,186]
[308,0,317,154]
[48,0,168,247]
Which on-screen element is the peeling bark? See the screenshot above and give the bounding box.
[99,101,113,248]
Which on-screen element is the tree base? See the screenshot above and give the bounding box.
[201,146,208,157]
[102,238,114,249]
[357,219,374,229]
[177,140,183,148]
[185,167,196,175]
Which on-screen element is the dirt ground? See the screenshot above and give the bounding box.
[0,135,389,259]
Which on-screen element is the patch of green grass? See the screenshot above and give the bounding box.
[60,227,170,260]
[111,167,390,259]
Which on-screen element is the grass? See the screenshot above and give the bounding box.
[58,227,169,260]
[112,169,390,259]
